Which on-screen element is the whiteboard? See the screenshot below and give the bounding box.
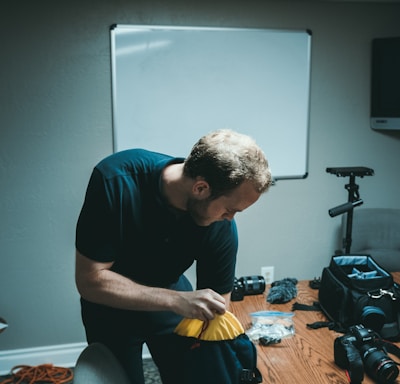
[110,25,312,180]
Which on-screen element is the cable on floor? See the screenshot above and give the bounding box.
[0,364,73,384]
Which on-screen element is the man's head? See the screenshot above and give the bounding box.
[182,129,272,226]
[183,129,272,199]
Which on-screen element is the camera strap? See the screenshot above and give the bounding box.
[342,342,364,384]
[377,339,400,363]
[292,302,347,333]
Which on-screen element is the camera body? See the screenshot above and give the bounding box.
[334,324,399,383]
[231,276,266,302]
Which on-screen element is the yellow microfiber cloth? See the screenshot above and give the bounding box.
[174,311,244,341]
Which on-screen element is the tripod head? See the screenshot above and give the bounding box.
[327,166,374,253]
[326,167,374,178]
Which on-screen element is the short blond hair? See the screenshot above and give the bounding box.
[183,129,272,198]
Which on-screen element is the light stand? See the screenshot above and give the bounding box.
[326,167,374,254]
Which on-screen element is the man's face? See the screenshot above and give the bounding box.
[187,180,261,226]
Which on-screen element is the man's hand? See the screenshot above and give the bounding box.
[171,289,227,321]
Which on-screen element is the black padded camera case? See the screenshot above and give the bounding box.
[318,255,400,340]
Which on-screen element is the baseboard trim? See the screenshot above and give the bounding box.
[0,342,87,375]
[0,342,152,375]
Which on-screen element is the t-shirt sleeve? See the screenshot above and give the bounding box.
[195,220,238,295]
[75,168,116,262]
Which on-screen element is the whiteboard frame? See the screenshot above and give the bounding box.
[110,24,312,180]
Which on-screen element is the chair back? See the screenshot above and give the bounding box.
[74,343,130,384]
[342,208,400,271]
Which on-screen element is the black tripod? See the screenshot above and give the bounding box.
[326,167,374,254]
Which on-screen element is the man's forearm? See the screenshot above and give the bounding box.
[75,250,227,321]
[77,266,178,311]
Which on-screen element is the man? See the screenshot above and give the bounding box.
[75,129,272,383]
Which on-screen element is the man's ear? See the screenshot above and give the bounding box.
[192,179,211,199]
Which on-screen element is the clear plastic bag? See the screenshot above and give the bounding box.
[246,311,295,343]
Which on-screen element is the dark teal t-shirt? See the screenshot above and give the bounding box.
[76,149,238,295]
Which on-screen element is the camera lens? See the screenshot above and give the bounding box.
[361,345,399,383]
[361,306,386,332]
[240,276,266,295]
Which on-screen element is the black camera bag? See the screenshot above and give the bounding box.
[318,255,400,340]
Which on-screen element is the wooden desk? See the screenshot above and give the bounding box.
[230,273,400,384]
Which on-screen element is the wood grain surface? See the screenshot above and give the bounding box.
[230,273,400,384]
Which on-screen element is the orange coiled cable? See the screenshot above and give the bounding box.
[0,364,73,384]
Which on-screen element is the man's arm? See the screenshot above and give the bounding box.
[75,250,227,321]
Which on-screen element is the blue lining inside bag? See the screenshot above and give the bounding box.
[334,255,390,280]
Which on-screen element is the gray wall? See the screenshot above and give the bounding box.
[1,0,400,351]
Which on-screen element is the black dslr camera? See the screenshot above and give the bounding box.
[230,276,266,302]
[334,324,399,384]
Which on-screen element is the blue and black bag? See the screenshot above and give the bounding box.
[176,333,262,384]
[316,255,400,340]
[173,312,262,384]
